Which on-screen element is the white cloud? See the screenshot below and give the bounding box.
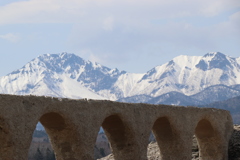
[199,0,240,17]
[0,0,239,25]
[0,0,85,24]
[209,11,240,39]
[89,53,107,64]
[229,11,240,28]
[0,0,239,69]
[102,16,114,31]
[0,33,20,42]
[68,7,240,66]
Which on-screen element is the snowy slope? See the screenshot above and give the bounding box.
[106,73,144,98]
[0,53,124,99]
[237,57,240,65]
[124,52,240,98]
[0,52,239,103]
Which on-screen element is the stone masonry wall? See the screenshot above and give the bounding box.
[0,94,233,160]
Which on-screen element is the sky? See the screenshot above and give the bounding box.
[0,0,239,76]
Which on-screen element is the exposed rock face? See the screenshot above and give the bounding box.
[191,135,199,160]
[228,125,240,160]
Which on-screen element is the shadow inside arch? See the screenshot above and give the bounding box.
[40,112,66,131]
[150,117,201,159]
[194,119,218,159]
[100,114,135,160]
[152,117,174,143]
[151,117,175,159]
[102,115,126,150]
[28,112,81,160]
[195,119,214,139]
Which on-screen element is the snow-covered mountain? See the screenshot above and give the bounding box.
[124,52,240,98]
[0,53,125,99]
[0,52,240,105]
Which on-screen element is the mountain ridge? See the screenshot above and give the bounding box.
[0,52,240,104]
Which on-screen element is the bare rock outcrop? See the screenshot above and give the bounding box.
[228,125,240,160]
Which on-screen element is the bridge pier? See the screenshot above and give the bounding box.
[195,119,231,160]
[101,114,148,160]
[0,131,30,160]
[39,112,92,160]
[152,117,192,160]
[197,136,229,160]
[0,118,35,160]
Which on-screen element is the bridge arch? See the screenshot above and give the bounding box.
[102,115,127,151]
[38,111,82,160]
[194,118,225,160]
[151,116,181,160]
[101,114,138,160]
[40,112,66,131]
[152,117,174,143]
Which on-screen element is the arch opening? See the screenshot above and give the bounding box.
[99,114,137,160]
[102,115,127,151]
[146,131,160,159]
[151,117,174,159]
[152,117,174,143]
[27,129,55,160]
[28,112,79,160]
[151,117,180,160]
[27,112,66,160]
[151,117,201,160]
[94,127,111,159]
[192,135,200,159]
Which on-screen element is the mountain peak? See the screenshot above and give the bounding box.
[60,52,68,57]
[40,52,83,61]
[0,51,239,102]
[1,52,127,100]
[33,53,86,74]
[203,52,224,58]
[195,52,235,71]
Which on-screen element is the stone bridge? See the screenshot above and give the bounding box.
[0,94,233,160]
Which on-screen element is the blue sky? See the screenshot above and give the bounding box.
[0,0,239,76]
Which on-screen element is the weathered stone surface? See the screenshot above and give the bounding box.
[0,94,233,160]
[98,137,201,160]
[100,127,240,160]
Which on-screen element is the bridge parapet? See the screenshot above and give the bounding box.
[0,94,233,160]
